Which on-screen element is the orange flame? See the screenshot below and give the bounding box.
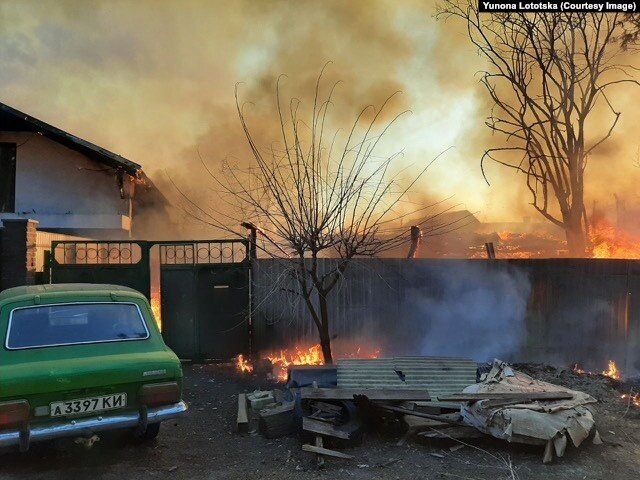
[469,228,565,259]
[150,296,162,330]
[573,360,621,380]
[235,343,381,381]
[235,354,254,373]
[621,393,640,407]
[266,345,325,381]
[602,360,621,380]
[573,363,586,375]
[590,219,640,259]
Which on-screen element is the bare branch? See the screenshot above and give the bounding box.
[437,3,638,255]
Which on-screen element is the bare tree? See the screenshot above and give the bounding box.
[619,14,640,48]
[178,70,462,363]
[437,4,639,256]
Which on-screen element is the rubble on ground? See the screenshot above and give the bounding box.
[460,360,597,463]
[235,357,606,466]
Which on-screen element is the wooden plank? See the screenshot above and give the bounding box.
[312,415,340,424]
[480,398,540,409]
[303,417,350,439]
[315,436,324,467]
[437,392,573,402]
[313,381,324,468]
[403,415,452,430]
[413,401,463,411]
[301,387,430,401]
[237,393,249,434]
[302,444,354,459]
[419,426,485,440]
[377,405,464,426]
[309,412,338,424]
[312,401,344,414]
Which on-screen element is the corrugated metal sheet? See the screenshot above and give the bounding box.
[337,356,477,397]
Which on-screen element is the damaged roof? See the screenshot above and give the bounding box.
[0,101,141,176]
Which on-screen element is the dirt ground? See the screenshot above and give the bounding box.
[2,363,640,480]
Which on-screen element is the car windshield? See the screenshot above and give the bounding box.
[6,303,149,349]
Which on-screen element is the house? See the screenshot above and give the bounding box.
[0,101,164,238]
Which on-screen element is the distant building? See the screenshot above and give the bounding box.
[380,210,567,259]
[0,102,165,238]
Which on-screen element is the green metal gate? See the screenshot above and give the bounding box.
[50,241,151,296]
[158,242,250,361]
[50,239,250,361]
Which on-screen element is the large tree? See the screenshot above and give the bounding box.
[437,5,638,255]
[181,71,460,363]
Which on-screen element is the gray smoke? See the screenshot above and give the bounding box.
[401,263,531,362]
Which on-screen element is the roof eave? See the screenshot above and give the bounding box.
[0,102,141,176]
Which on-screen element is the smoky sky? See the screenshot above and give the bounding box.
[1,0,639,233]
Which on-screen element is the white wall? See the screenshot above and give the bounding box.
[0,132,132,233]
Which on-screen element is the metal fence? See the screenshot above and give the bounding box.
[252,258,640,373]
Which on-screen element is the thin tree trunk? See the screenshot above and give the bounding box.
[317,291,333,364]
[565,208,586,257]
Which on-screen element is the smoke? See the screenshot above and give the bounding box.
[528,280,636,375]
[399,263,531,362]
[0,1,638,238]
[0,0,504,237]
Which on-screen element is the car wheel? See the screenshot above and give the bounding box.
[131,422,160,442]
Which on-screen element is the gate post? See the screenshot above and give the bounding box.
[140,241,152,300]
[0,218,38,289]
[42,250,52,284]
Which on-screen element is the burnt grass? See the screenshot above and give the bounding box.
[1,363,640,480]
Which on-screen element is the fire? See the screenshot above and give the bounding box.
[235,343,381,381]
[266,344,325,381]
[602,360,621,380]
[468,229,565,259]
[573,363,587,375]
[590,219,640,259]
[573,360,621,380]
[235,354,254,373]
[621,393,640,407]
[150,298,161,327]
[149,285,162,330]
[574,362,638,408]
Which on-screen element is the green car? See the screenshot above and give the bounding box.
[0,283,187,451]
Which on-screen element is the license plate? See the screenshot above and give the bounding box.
[50,393,127,417]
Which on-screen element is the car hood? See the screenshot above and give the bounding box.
[1,351,182,398]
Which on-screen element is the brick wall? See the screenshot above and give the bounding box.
[0,219,38,290]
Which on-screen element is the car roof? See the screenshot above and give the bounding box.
[0,284,145,303]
